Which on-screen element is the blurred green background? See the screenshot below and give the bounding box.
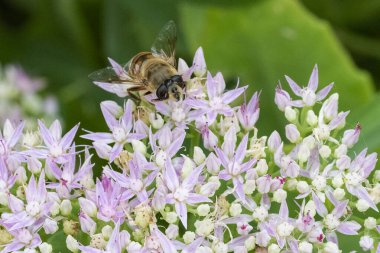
[0,0,379,251]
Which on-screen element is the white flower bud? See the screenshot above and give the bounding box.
[39,242,53,253]
[256,175,271,193]
[334,144,347,158]
[312,176,326,192]
[374,170,380,182]
[323,241,340,253]
[181,156,195,179]
[166,224,179,239]
[149,113,164,129]
[268,243,281,253]
[285,124,300,143]
[15,166,27,184]
[303,135,315,149]
[131,140,147,155]
[193,47,207,77]
[195,219,214,237]
[297,181,310,194]
[243,180,256,194]
[316,191,326,203]
[332,175,344,188]
[101,225,113,240]
[256,159,268,176]
[197,204,210,216]
[285,178,298,191]
[164,212,178,223]
[285,106,297,122]
[193,146,206,165]
[306,110,318,126]
[43,218,59,234]
[229,203,242,216]
[298,241,313,253]
[66,235,79,253]
[244,236,256,251]
[268,131,281,152]
[359,235,374,251]
[298,144,310,163]
[333,188,345,201]
[342,125,361,148]
[48,201,59,217]
[319,145,331,159]
[16,186,26,200]
[371,184,380,204]
[120,230,130,249]
[60,199,72,216]
[277,222,294,237]
[183,231,196,244]
[206,153,220,174]
[79,198,97,217]
[364,217,376,230]
[0,192,8,206]
[252,206,268,222]
[273,189,287,203]
[356,199,370,212]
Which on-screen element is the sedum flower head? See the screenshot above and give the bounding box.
[0,47,378,253]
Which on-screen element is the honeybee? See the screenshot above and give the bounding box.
[89,21,185,101]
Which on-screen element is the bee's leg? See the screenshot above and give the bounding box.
[128,92,141,103]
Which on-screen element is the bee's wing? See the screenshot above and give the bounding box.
[88,67,124,82]
[151,20,177,66]
[89,66,144,97]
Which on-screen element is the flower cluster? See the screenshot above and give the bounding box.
[0,64,59,129]
[0,48,379,253]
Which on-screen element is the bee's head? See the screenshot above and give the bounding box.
[156,84,169,100]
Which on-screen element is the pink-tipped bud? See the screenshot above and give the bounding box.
[193,47,207,77]
[285,124,300,143]
[322,93,338,121]
[43,218,59,234]
[268,131,281,153]
[79,212,96,235]
[206,153,221,175]
[256,175,272,194]
[342,124,361,148]
[275,85,291,111]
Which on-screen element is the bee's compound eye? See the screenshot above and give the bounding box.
[156,85,168,100]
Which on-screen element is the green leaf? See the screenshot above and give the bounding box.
[179,0,374,136]
[350,92,380,153]
[46,230,71,253]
